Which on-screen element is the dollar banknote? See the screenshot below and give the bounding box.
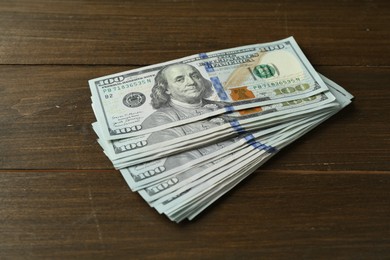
[89,37,329,140]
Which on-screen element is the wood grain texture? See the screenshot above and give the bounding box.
[0,0,389,258]
[0,0,389,65]
[0,170,389,258]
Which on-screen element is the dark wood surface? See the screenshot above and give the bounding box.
[1,0,389,258]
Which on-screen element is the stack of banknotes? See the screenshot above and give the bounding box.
[89,37,353,222]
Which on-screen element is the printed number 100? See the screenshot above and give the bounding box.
[274,84,310,95]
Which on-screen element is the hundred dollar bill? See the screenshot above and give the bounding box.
[89,37,329,140]
[94,90,336,168]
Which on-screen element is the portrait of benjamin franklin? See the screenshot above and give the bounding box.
[141,63,222,130]
[140,62,228,147]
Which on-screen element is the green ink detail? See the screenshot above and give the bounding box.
[253,64,276,79]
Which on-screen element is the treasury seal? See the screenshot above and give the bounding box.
[253,64,277,79]
[123,92,146,108]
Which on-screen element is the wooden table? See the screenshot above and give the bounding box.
[1,0,389,258]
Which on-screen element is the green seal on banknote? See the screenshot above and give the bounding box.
[253,64,276,78]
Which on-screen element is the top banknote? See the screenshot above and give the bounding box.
[90,37,328,140]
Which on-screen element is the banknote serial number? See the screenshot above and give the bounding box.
[251,77,301,90]
[102,78,153,94]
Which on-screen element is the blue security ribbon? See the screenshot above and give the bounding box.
[199,53,276,154]
[249,140,277,153]
[199,53,215,73]
[210,76,229,101]
[199,53,229,101]
[229,119,246,134]
[230,120,277,153]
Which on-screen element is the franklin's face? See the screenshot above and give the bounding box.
[163,64,205,104]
